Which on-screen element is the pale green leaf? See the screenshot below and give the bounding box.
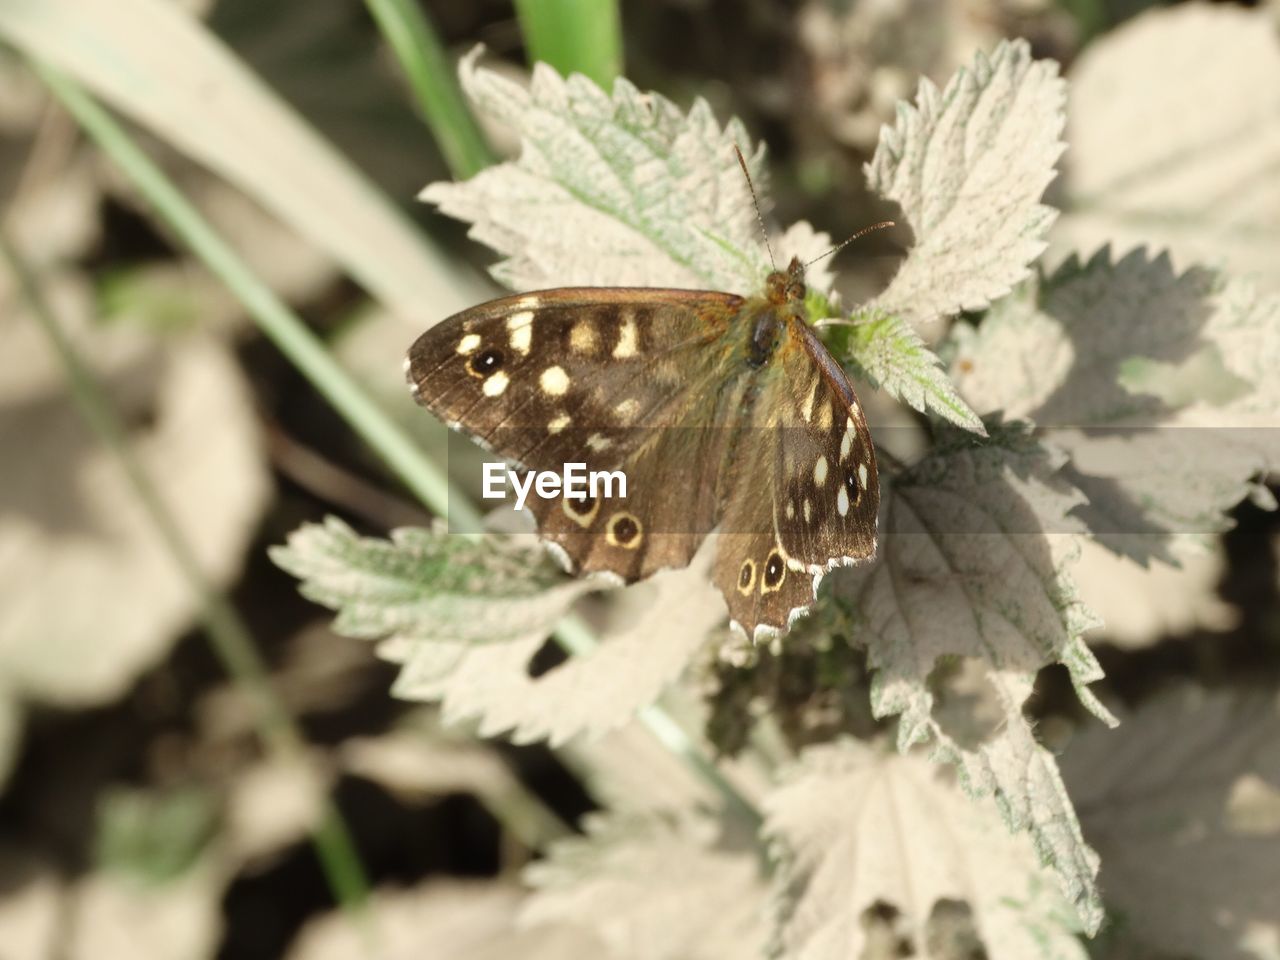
[383,547,725,746]
[841,422,1111,731]
[269,516,593,647]
[1057,5,1280,295]
[1061,687,1280,959]
[866,40,1065,326]
[764,741,1089,960]
[272,519,725,745]
[950,248,1220,426]
[839,308,986,434]
[423,49,829,297]
[832,423,1111,931]
[949,249,1280,560]
[522,811,766,960]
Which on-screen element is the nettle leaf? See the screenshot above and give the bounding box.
[272,519,724,745]
[866,39,1066,326]
[1061,687,1280,958]
[393,553,723,746]
[949,248,1280,559]
[1057,4,1280,295]
[832,422,1111,931]
[424,47,796,297]
[837,308,986,434]
[765,742,1088,960]
[521,811,766,960]
[269,516,593,647]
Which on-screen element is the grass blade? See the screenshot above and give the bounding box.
[363,0,494,179]
[513,0,623,88]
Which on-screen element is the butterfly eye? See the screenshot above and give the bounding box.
[785,283,804,302]
[843,470,860,503]
[562,492,600,528]
[606,512,643,549]
[468,348,505,377]
[762,551,786,591]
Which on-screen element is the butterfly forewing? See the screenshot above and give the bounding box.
[407,288,741,468]
[407,288,746,581]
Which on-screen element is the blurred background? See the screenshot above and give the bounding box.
[1,0,1278,957]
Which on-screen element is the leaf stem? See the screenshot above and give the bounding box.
[362,0,494,179]
[33,61,481,532]
[0,229,372,917]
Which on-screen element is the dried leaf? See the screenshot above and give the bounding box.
[287,881,610,960]
[522,811,767,960]
[0,0,476,316]
[1057,5,1280,294]
[1061,687,1280,959]
[0,283,270,708]
[765,741,1088,960]
[866,40,1065,326]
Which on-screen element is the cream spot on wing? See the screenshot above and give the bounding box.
[803,500,812,523]
[540,366,570,396]
[801,377,819,422]
[507,310,534,354]
[514,296,541,311]
[587,433,612,451]
[614,398,640,422]
[483,371,510,397]
[837,486,850,517]
[457,333,481,355]
[814,456,828,486]
[840,419,855,460]
[817,403,833,432]
[570,319,598,354]
[613,315,638,358]
[785,501,795,520]
[858,462,869,489]
[548,413,571,434]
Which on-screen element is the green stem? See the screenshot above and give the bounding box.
[363,0,493,179]
[34,61,480,532]
[513,0,623,88]
[0,230,371,915]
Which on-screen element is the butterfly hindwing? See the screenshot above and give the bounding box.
[711,317,879,638]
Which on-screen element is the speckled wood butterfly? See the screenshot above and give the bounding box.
[406,168,883,641]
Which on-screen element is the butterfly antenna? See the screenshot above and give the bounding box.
[805,220,896,268]
[734,144,775,270]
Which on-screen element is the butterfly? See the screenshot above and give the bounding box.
[404,240,882,641]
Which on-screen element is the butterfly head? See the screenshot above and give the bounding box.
[764,257,807,306]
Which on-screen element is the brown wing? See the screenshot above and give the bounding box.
[711,317,879,641]
[407,287,746,583]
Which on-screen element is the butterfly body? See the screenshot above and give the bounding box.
[406,257,878,640]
